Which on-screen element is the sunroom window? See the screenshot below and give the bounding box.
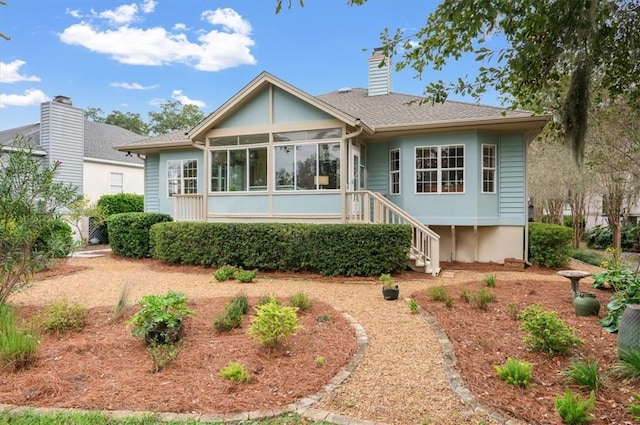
[274,142,340,190]
[211,147,267,192]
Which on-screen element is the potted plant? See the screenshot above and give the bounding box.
[127,291,195,345]
[380,273,399,300]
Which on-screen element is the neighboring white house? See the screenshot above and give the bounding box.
[0,96,146,239]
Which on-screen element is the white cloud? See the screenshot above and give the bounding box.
[110,81,158,90]
[66,8,82,18]
[171,89,205,107]
[173,23,187,31]
[99,3,140,26]
[0,60,41,83]
[141,0,156,14]
[0,89,49,108]
[59,7,255,71]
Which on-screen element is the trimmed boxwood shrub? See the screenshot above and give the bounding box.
[33,218,74,258]
[150,222,411,276]
[109,212,172,258]
[96,193,144,241]
[529,222,572,268]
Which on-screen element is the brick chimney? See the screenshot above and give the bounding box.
[368,47,392,96]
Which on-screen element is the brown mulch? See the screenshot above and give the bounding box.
[1,298,356,414]
[412,279,640,425]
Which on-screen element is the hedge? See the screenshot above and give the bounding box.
[529,222,572,268]
[96,193,144,241]
[150,222,412,276]
[108,212,172,258]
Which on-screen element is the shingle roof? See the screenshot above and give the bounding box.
[315,88,532,128]
[0,121,145,164]
[116,129,190,147]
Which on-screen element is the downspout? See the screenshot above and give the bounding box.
[341,119,363,221]
[191,137,208,221]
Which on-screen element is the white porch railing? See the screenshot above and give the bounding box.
[347,190,440,276]
[173,194,204,222]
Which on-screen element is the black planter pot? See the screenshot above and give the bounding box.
[382,286,400,300]
[144,318,183,346]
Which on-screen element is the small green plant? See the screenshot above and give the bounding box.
[445,297,453,309]
[234,268,257,283]
[248,298,302,350]
[428,285,449,302]
[560,359,602,392]
[213,293,249,332]
[408,298,419,314]
[459,289,473,303]
[0,305,39,371]
[474,288,496,310]
[627,393,640,421]
[554,387,595,424]
[518,304,583,355]
[289,291,313,311]
[111,282,131,321]
[219,361,251,383]
[380,273,395,289]
[507,303,519,320]
[40,299,87,333]
[148,342,181,373]
[257,293,281,306]
[214,265,237,281]
[613,349,640,380]
[483,273,497,288]
[494,358,532,388]
[127,291,195,345]
[317,313,331,323]
[229,293,249,314]
[315,355,325,367]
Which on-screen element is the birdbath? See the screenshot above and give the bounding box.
[557,270,591,299]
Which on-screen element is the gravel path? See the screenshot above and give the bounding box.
[11,254,589,425]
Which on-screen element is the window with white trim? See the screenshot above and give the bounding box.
[389,149,400,194]
[415,145,464,193]
[482,144,496,193]
[211,147,267,192]
[167,159,198,197]
[110,172,123,194]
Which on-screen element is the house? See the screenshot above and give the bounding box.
[0,96,146,239]
[115,49,549,274]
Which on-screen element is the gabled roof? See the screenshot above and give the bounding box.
[0,121,145,164]
[114,129,191,154]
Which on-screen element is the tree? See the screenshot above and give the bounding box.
[277,0,640,163]
[84,107,106,122]
[105,111,149,135]
[148,101,205,136]
[0,1,9,41]
[0,135,81,305]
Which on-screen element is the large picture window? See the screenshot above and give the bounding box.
[389,149,400,195]
[415,145,464,193]
[274,142,340,191]
[211,147,267,192]
[167,159,198,197]
[482,144,496,193]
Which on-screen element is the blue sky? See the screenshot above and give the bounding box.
[0,0,503,131]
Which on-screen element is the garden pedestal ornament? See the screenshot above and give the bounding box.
[557,270,591,299]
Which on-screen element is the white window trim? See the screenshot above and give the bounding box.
[414,144,465,194]
[166,159,198,198]
[209,145,268,193]
[389,148,401,195]
[109,172,123,194]
[273,139,342,192]
[481,143,497,194]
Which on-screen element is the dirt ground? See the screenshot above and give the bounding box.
[2,253,639,424]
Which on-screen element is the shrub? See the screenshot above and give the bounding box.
[584,223,640,251]
[613,349,640,380]
[234,268,256,283]
[570,249,602,267]
[213,294,249,332]
[109,212,172,258]
[599,273,640,333]
[40,299,87,333]
[560,359,602,392]
[150,222,412,276]
[0,305,39,371]
[529,222,572,268]
[407,298,418,314]
[627,393,640,421]
[554,388,595,424]
[248,298,302,350]
[33,218,75,259]
[148,343,182,373]
[474,288,496,310]
[483,273,497,288]
[219,361,251,383]
[428,285,449,302]
[459,289,473,302]
[213,265,236,282]
[289,291,313,311]
[495,358,532,388]
[518,304,583,355]
[96,193,144,241]
[257,294,280,307]
[127,291,195,345]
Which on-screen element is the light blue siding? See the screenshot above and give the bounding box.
[273,87,333,123]
[40,101,84,193]
[477,134,499,221]
[367,142,390,194]
[498,135,526,224]
[272,194,341,214]
[158,149,204,215]
[217,89,270,128]
[210,195,269,214]
[145,154,160,212]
